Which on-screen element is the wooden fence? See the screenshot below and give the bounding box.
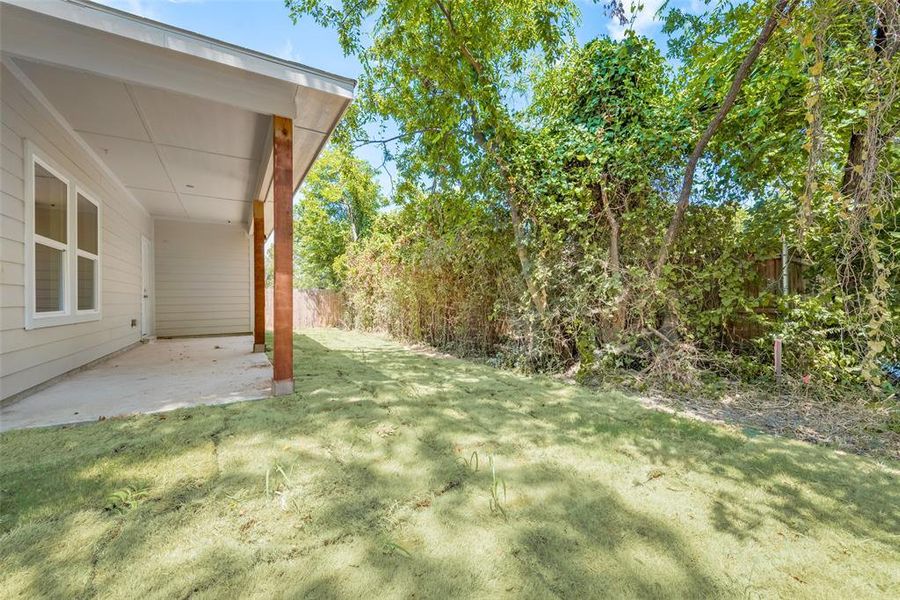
[265,288,346,329]
[729,255,808,341]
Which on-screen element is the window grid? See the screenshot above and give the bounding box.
[75,188,100,314]
[25,142,102,329]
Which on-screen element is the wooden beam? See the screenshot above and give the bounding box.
[252,199,266,353]
[272,115,294,395]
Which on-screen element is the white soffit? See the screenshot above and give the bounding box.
[295,87,351,133]
[159,146,257,202]
[0,0,355,108]
[180,196,248,223]
[15,58,264,223]
[8,62,152,140]
[131,86,269,160]
[1,0,356,226]
[78,132,172,191]
[131,189,186,218]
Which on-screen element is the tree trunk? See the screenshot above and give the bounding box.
[598,180,627,334]
[471,125,545,315]
[841,131,866,200]
[476,124,546,315]
[507,191,546,314]
[435,0,546,315]
[839,0,898,287]
[598,179,620,274]
[650,0,797,283]
[841,5,893,199]
[346,200,359,242]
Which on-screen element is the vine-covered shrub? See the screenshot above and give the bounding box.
[344,190,517,356]
[293,0,897,399]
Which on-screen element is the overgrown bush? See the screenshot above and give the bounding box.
[344,189,517,356]
[294,0,897,401]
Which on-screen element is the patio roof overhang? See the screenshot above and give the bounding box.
[0,0,356,235]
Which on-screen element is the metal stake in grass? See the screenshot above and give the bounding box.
[462,451,479,472]
[488,455,508,520]
[774,337,783,385]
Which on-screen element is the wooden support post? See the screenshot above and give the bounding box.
[272,115,294,395]
[252,199,266,353]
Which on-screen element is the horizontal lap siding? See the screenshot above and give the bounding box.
[154,220,251,337]
[0,64,152,400]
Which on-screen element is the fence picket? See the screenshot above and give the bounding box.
[264,288,345,329]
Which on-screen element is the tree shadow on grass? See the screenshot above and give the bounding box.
[292,331,899,550]
[0,329,897,598]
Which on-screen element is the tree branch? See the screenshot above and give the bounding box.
[650,0,798,282]
[433,0,484,77]
[351,128,441,149]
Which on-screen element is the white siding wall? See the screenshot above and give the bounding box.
[154,219,251,337]
[0,64,153,400]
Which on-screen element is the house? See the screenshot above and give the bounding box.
[0,0,355,403]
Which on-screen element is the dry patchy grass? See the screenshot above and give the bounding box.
[1,328,898,598]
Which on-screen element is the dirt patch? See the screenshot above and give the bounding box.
[627,386,899,460]
[397,335,899,460]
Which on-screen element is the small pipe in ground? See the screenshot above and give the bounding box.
[774,337,783,385]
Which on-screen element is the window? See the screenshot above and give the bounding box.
[33,161,68,314]
[25,142,102,329]
[76,192,99,311]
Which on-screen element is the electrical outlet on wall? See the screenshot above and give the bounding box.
[131,319,137,327]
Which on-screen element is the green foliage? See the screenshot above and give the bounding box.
[343,187,516,355]
[292,0,897,397]
[287,0,577,186]
[531,32,682,192]
[772,294,866,380]
[104,487,149,513]
[294,147,383,289]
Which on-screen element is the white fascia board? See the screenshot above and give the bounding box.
[1,0,355,119]
[7,0,355,97]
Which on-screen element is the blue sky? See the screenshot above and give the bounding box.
[98,1,687,74]
[97,0,697,194]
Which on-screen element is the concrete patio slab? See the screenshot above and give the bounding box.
[0,336,272,431]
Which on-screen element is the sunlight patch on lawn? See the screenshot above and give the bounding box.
[1,328,897,598]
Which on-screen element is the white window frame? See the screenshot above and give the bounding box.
[75,186,102,316]
[24,140,102,329]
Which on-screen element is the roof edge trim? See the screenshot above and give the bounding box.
[4,0,356,98]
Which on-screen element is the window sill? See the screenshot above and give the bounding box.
[26,311,102,330]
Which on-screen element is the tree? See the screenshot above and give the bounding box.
[292,0,897,390]
[651,0,800,283]
[665,0,898,381]
[286,0,580,314]
[523,33,684,337]
[294,147,382,288]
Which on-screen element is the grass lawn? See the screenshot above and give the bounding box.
[1,329,898,599]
